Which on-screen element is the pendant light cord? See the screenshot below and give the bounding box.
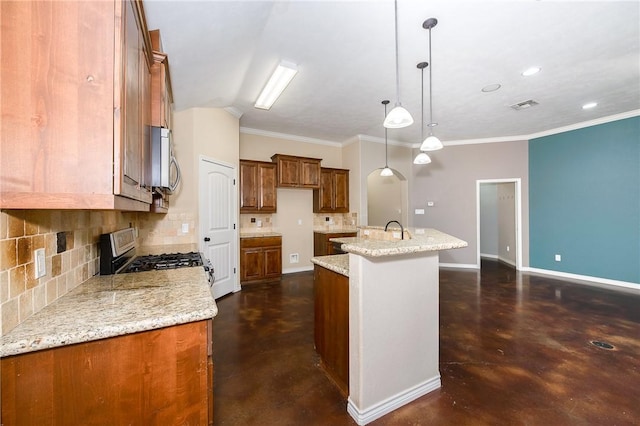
[394,0,400,105]
[421,66,425,142]
[428,26,434,133]
[384,102,389,167]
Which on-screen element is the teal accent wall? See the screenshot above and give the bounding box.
[529,116,640,284]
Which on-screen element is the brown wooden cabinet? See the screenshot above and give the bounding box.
[271,154,321,188]
[314,231,357,256]
[0,0,153,211]
[1,319,214,425]
[313,167,349,213]
[149,30,173,129]
[314,265,349,396]
[240,236,282,283]
[239,160,277,213]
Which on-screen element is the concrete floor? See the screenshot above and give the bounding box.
[212,260,640,425]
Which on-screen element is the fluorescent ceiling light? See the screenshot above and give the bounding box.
[522,67,541,77]
[255,61,298,110]
[582,102,598,109]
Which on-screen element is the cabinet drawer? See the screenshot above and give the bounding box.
[240,236,282,249]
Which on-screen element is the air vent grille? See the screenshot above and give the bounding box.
[510,99,539,110]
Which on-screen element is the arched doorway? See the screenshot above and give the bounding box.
[366,168,408,227]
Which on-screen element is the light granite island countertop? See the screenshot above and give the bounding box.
[0,267,217,357]
[330,227,467,257]
[311,254,349,277]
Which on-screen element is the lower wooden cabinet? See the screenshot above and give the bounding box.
[1,320,214,425]
[313,231,357,256]
[240,236,282,284]
[314,265,349,396]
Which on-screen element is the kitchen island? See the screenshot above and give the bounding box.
[1,266,217,425]
[311,227,467,425]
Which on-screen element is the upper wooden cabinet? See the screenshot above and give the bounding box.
[271,154,321,189]
[239,160,277,213]
[313,168,349,213]
[0,0,153,211]
[149,30,173,129]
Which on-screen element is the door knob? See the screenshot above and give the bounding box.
[204,237,211,242]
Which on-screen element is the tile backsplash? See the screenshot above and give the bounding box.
[313,212,358,230]
[0,210,182,336]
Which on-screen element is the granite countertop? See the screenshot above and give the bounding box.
[331,228,468,257]
[311,254,349,277]
[0,267,217,358]
[313,228,358,234]
[240,231,282,238]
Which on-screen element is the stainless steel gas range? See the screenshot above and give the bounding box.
[99,228,214,290]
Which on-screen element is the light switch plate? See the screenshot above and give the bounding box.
[415,209,425,215]
[181,223,189,234]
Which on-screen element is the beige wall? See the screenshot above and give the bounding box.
[342,137,361,219]
[142,108,240,247]
[411,140,530,267]
[240,132,344,272]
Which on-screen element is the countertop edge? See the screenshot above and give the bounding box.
[311,255,349,277]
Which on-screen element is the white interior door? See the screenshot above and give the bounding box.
[199,157,238,299]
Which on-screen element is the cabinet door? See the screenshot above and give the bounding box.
[277,157,301,187]
[263,246,282,279]
[334,169,349,213]
[299,158,321,188]
[258,163,277,212]
[317,169,334,212]
[239,161,258,211]
[122,0,142,189]
[240,247,264,282]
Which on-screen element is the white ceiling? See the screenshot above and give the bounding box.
[143,0,640,146]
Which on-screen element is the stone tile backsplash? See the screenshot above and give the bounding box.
[0,210,141,336]
[313,212,358,230]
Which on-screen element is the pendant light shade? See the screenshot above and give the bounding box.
[413,152,432,164]
[380,100,394,176]
[420,134,443,151]
[384,0,413,129]
[384,104,413,128]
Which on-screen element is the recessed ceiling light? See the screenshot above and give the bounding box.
[481,83,501,93]
[582,102,598,109]
[522,67,541,77]
[254,60,298,110]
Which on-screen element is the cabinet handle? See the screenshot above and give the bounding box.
[204,237,211,242]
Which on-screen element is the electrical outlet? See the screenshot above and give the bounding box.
[181,223,189,234]
[506,245,510,252]
[427,201,435,207]
[555,254,562,262]
[256,220,262,227]
[415,228,425,235]
[34,248,46,278]
[297,219,302,225]
[415,209,425,215]
[289,253,299,264]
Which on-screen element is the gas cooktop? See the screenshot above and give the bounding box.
[122,252,204,273]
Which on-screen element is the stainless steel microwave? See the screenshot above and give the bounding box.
[151,126,181,192]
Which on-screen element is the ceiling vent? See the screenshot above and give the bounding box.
[510,99,539,111]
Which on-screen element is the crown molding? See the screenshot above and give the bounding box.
[240,110,640,149]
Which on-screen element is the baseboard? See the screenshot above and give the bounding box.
[347,375,441,425]
[439,262,478,269]
[523,267,640,293]
[480,253,498,259]
[282,265,314,274]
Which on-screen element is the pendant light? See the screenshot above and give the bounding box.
[413,62,432,165]
[384,0,413,129]
[419,18,443,151]
[381,100,394,176]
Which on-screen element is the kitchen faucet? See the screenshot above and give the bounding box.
[384,220,404,240]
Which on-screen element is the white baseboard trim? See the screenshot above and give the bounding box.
[439,262,478,269]
[347,375,441,425]
[480,253,498,259]
[522,267,640,292]
[282,265,314,274]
